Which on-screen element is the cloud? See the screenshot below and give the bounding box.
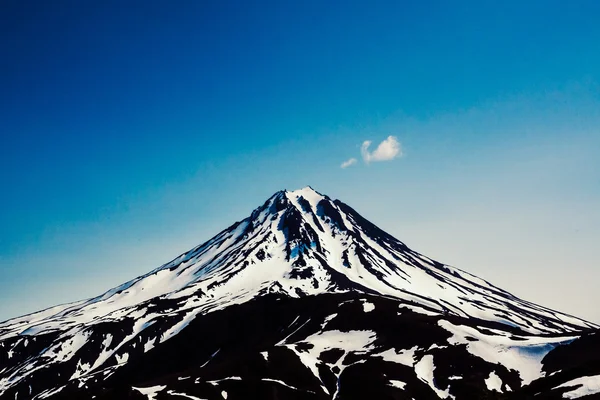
[340,158,357,169]
[361,135,402,163]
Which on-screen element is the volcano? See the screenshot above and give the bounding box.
[1,187,599,399]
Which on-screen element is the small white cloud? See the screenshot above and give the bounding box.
[340,158,357,169]
[361,135,402,164]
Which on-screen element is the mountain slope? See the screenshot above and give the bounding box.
[0,187,598,400]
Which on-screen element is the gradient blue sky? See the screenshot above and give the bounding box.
[1,1,599,322]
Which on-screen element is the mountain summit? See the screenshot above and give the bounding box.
[1,187,599,399]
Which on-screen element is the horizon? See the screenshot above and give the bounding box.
[1,1,599,323]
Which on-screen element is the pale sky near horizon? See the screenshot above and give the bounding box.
[1,1,599,323]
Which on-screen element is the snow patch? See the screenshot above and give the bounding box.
[438,320,577,384]
[37,385,65,399]
[166,390,204,400]
[262,378,312,393]
[160,312,197,343]
[388,380,406,389]
[484,371,503,393]
[414,355,454,399]
[260,351,268,362]
[555,375,600,399]
[378,346,418,366]
[144,337,156,353]
[320,313,337,329]
[115,352,129,364]
[132,385,166,400]
[362,301,375,312]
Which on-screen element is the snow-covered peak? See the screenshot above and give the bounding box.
[285,185,322,198]
[0,186,597,399]
[283,186,326,212]
[2,187,598,341]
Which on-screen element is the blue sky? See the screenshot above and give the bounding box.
[1,1,599,322]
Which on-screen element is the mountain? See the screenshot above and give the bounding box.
[1,187,599,400]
